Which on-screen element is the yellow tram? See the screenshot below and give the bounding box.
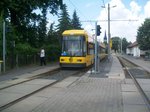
[59,29,107,68]
[99,43,107,60]
[59,30,94,67]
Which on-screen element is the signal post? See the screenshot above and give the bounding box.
[95,22,101,73]
[81,20,101,74]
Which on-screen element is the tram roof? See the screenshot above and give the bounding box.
[62,30,88,36]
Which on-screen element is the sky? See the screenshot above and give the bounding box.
[47,0,150,43]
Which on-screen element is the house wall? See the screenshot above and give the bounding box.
[133,46,140,57]
[126,42,147,57]
[126,46,141,57]
[126,48,130,54]
[126,48,132,55]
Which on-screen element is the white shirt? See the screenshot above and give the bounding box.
[40,49,45,57]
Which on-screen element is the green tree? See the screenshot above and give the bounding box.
[71,10,82,29]
[0,0,62,69]
[111,37,120,53]
[56,4,72,35]
[122,38,129,53]
[46,23,61,61]
[0,15,3,59]
[137,18,150,50]
[0,0,62,26]
[47,23,59,44]
[38,7,47,47]
[0,0,62,47]
[112,37,130,53]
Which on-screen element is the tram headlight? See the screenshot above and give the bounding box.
[61,59,64,61]
[77,59,82,62]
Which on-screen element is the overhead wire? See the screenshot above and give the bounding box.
[67,0,94,28]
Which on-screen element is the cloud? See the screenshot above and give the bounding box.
[85,0,149,43]
[130,1,141,15]
[144,0,150,18]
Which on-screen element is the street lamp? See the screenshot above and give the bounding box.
[102,3,116,60]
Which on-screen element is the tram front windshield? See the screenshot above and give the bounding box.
[61,36,85,56]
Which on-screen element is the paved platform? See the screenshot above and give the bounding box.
[0,55,149,112]
[106,54,125,79]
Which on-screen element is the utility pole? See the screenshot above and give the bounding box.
[108,3,111,59]
[94,21,98,73]
[106,3,116,60]
[3,20,6,72]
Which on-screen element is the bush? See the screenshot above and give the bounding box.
[44,44,61,61]
[145,51,150,60]
[16,43,38,55]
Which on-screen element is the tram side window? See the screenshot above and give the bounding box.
[87,42,94,55]
[89,48,94,55]
[82,41,86,56]
[87,43,91,55]
[87,42,89,55]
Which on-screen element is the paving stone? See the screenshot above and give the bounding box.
[0,83,13,89]
[1,79,56,94]
[0,92,24,107]
[34,87,64,98]
[121,84,138,92]
[137,79,150,84]
[123,79,134,84]
[139,84,150,92]
[53,76,79,88]
[30,78,123,112]
[0,78,29,89]
[6,78,29,84]
[106,55,125,79]
[122,91,145,105]
[145,92,150,100]
[0,84,44,94]
[24,79,56,85]
[123,104,149,112]
[1,96,47,112]
[15,73,33,78]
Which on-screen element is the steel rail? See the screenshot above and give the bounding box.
[0,68,60,90]
[118,57,150,111]
[0,67,91,111]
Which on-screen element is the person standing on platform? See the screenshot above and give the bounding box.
[40,48,46,66]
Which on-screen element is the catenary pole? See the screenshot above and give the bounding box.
[95,21,98,73]
[3,20,6,72]
[108,3,111,60]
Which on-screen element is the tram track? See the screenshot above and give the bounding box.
[0,66,91,111]
[117,56,150,111]
[0,68,60,91]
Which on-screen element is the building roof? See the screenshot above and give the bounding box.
[127,41,138,48]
